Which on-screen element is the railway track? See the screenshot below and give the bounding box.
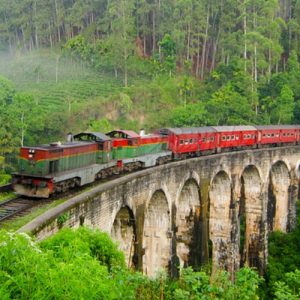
[0,197,40,223]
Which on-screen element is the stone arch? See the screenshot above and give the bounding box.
[240,165,263,271]
[209,171,232,271]
[268,160,291,232]
[143,190,171,276]
[176,178,202,269]
[111,206,136,268]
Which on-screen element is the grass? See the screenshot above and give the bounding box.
[0,198,66,231]
[0,192,16,203]
[1,181,103,231]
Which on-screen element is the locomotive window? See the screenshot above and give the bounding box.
[190,139,193,144]
[180,140,184,145]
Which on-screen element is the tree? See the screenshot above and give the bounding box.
[159,34,176,76]
[169,102,209,127]
[271,85,295,124]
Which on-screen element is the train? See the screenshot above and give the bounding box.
[12,125,300,198]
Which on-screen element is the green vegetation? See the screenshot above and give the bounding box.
[0,198,66,231]
[0,1,300,173]
[0,192,15,204]
[260,203,300,299]
[0,227,262,299]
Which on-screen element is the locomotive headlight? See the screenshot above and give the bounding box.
[29,154,33,158]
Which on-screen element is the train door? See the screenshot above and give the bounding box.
[49,160,59,174]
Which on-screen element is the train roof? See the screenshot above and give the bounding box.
[24,141,95,151]
[254,125,300,130]
[212,125,257,132]
[159,127,216,135]
[106,130,140,139]
[74,132,111,141]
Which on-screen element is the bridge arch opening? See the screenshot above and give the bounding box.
[209,171,231,271]
[240,165,262,271]
[143,190,170,276]
[111,206,136,269]
[268,161,291,232]
[176,179,202,269]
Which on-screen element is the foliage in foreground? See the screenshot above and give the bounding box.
[0,227,263,299]
[263,203,300,299]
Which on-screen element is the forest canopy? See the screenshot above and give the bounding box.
[0,0,300,170]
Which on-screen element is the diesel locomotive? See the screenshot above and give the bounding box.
[13,125,300,198]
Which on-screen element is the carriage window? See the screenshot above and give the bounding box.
[252,135,255,139]
[222,136,226,141]
[211,137,215,141]
[263,134,266,137]
[244,134,247,139]
[202,138,206,142]
[190,139,193,144]
[236,136,239,140]
[276,134,279,137]
[271,133,275,137]
[227,136,231,140]
[98,143,104,150]
[283,133,286,137]
[194,139,197,143]
[185,139,189,144]
[180,140,184,145]
[231,135,235,140]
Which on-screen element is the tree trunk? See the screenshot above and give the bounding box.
[210,28,220,72]
[200,6,209,80]
[243,3,247,72]
[152,9,156,54]
[196,34,201,77]
[49,23,53,48]
[187,21,191,61]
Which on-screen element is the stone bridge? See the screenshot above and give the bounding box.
[20,146,300,277]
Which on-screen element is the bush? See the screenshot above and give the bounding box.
[0,228,131,299]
